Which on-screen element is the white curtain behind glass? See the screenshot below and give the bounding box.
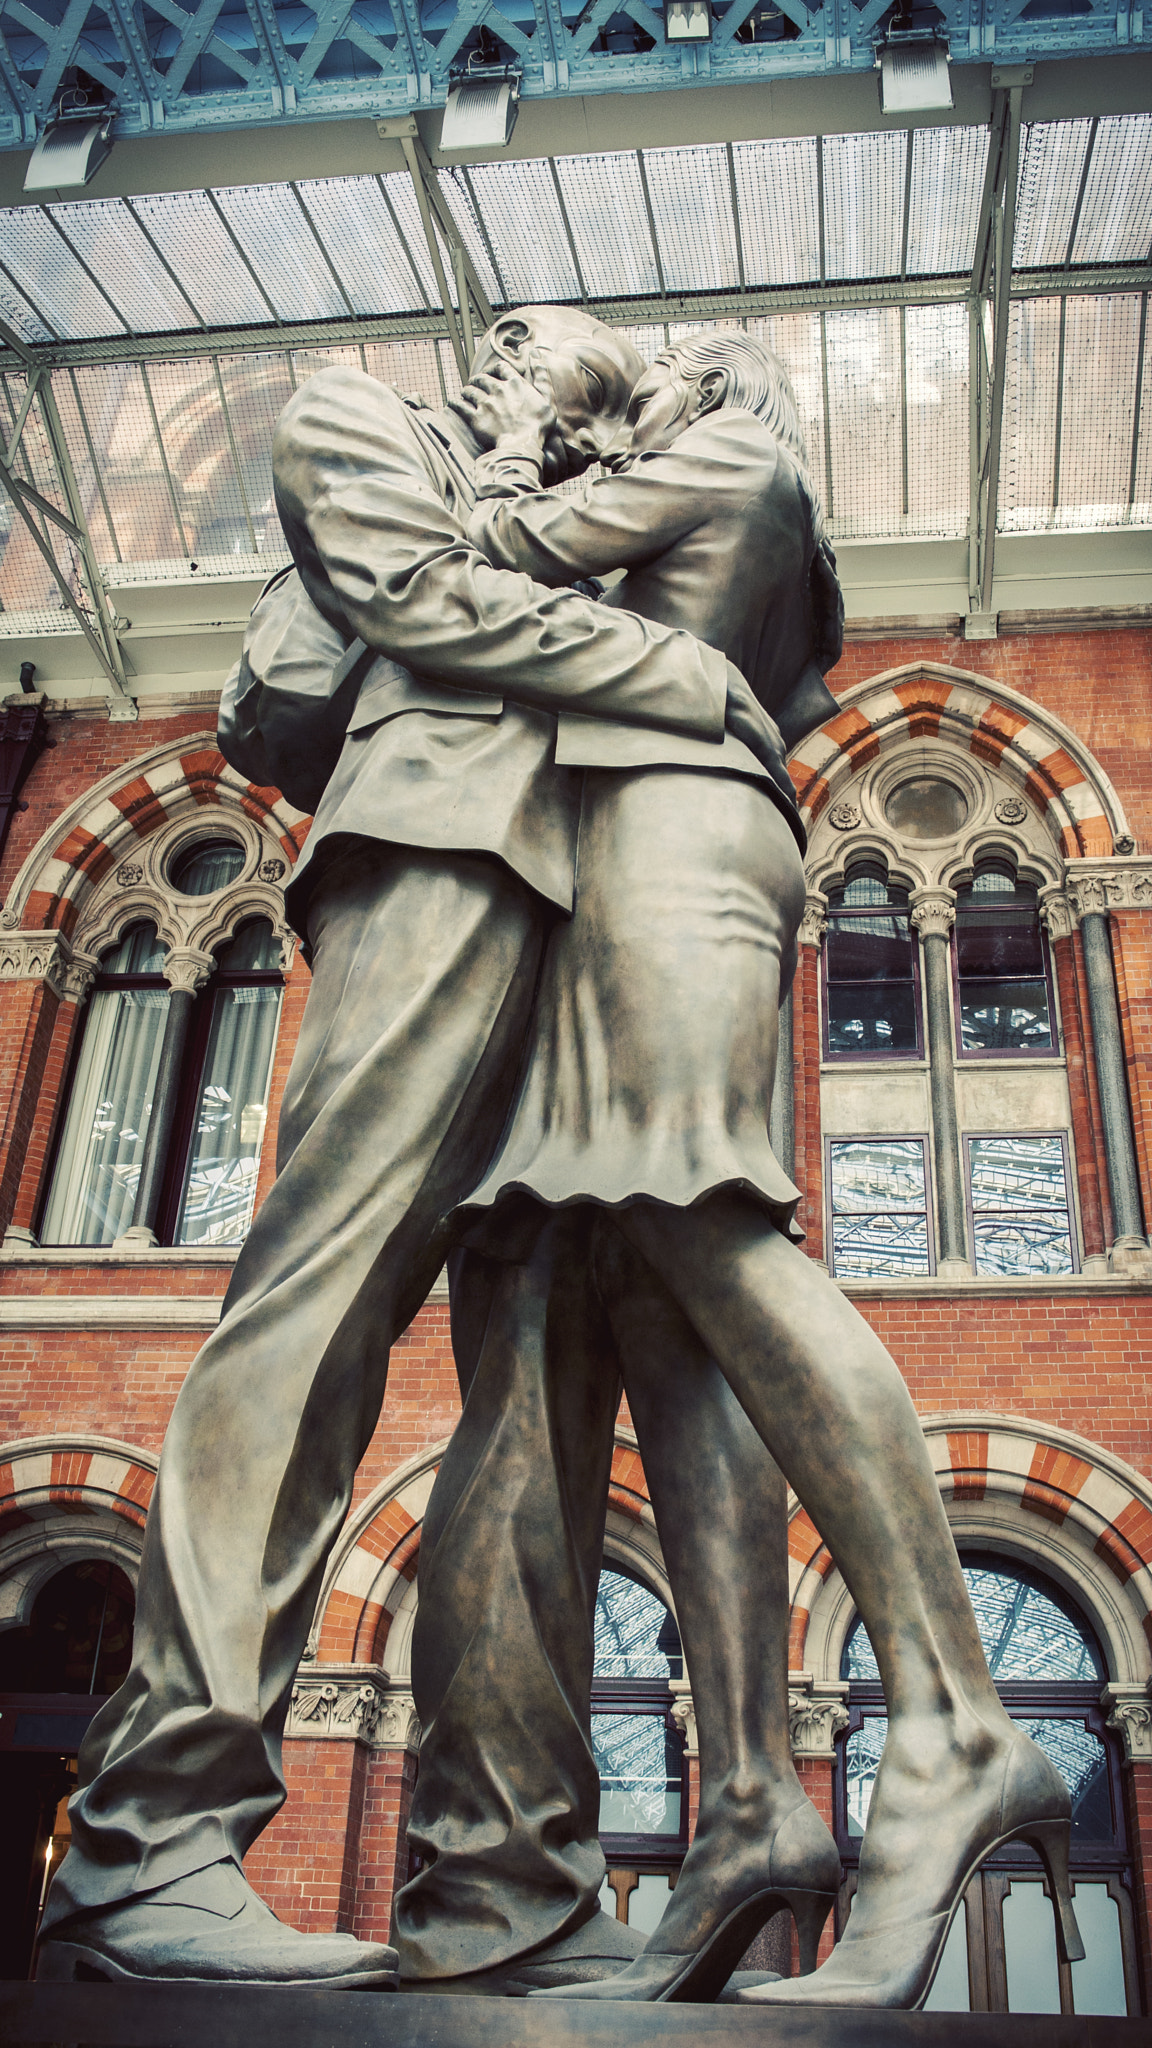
[41,924,169,1245]
[175,920,282,1246]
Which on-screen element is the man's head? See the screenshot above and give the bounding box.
[469,306,644,483]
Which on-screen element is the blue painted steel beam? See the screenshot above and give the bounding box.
[0,0,1142,149]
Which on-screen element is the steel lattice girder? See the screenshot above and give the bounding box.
[0,0,1145,148]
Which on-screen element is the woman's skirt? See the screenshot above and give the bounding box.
[460,765,808,1251]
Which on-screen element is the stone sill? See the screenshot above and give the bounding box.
[840,1275,1152,1298]
[0,1245,240,1266]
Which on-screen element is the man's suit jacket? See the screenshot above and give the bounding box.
[224,367,732,930]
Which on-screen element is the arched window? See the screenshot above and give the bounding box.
[953,861,1056,1057]
[592,1565,687,1936]
[823,860,921,1060]
[40,879,284,1248]
[836,1555,1137,2016]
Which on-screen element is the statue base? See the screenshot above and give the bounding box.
[0,1981,1145,2046]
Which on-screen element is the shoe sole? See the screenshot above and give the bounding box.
[36,1941,398,1991]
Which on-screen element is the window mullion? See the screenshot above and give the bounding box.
[122,950,215,1247]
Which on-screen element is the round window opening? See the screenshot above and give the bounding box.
[169,838,245,897]
[884,777,969,841]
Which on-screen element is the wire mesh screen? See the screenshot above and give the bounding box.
[823,306,903,537]
[70,362,188,563]
[1000,297,1061,532]
[213,185,349,322]
[1133,320,1152,523]
[296,177,429,314]
[822,132,906,281]
[435,170,506,306]
[731,138,820,287]
[0,207,125,341]
[1013,121,1092,269]
[1071,114,1152,265]
[905,302,969,537]
[642,145,740,293]
[50,200,198,337]
[614,322,666,365]
[553,153,659,298]
[747,311,827,522]
[0,372,79,616]
[0,263,51,346]
[465,160,580,302]
[1055,294,1142,528]
[130,192,273,329]
[907,127,989,277]
[52,368,123,564]
[361,337,447,408]
[380,172,443,309]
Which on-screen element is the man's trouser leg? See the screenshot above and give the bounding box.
[395,1218,620,1980]
[44,844,542,1932]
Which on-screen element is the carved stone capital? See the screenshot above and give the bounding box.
[798,890,828,949]
[788,1671,850,1759]
[1065,858,1152,922]
[0,929,72,1002]
[287,1667,419,1750]
[669,1679,697,1758]
[1038,887,1075,942]
[908,887,957,942]
[163,948,215,995]
[1101,1681,1152,1764]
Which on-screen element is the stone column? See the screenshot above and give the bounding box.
[113,947,214,1250]
[1066,875,1151,1273]
[769,985,795,1180]
[0,939,94,1249]
[909,887,971,1278]
[1039,889,1109,1277]
[792,893,827,1266]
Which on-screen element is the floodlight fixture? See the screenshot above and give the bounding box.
[441,63,521,152]
[875,31,952,114]
[24,77,115,192]
[665,0,712,38]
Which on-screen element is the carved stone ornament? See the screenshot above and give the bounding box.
[829,800,861,833]
[260,857,287,883]
[163,949,216,995]
[287,1668,420,1750]
[0,929,71,1002]
[787,1673,850,1759]
[116,860,144,887]
[994,797,1028,827]
[1038,888,1075,942]
[908,888,957,942]
[1065,859,1152,922]
[798,891,829,949]
[669,1678,698,1757]
[1101,1681,1152,1763]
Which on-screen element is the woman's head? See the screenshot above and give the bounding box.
[609,328,822,531]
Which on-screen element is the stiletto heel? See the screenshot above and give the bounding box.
[784,1888,834,1977]
[1016,1817,1085,1965]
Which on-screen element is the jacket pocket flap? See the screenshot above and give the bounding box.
[348,662,503,731]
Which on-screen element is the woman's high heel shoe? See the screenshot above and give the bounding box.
[736,1732,1084,2012]
[529,1795,841,2004]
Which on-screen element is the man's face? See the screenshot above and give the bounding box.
[602,359,694,471]
[525,328,641,483]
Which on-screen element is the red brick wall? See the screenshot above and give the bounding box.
[353,1748,419,1945]
[243,1737,368,1933]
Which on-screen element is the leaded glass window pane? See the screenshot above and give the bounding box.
[592,1712,682,1836]
[955,868,1054,1054]
[828,1139,931,1280]
[173,919,282,1247]
[594,1569,681,1679]
[825,866,920,1058]
[845,1712,1108,1844]
[845,1560,1104,1685]
[968,1136,1075,1277]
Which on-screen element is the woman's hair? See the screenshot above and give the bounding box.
[657,329,823,537]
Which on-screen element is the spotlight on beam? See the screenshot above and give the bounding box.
[441,62,521,152]
[665,0,712,38]
[875,31,952,114]
[25,75,115,192]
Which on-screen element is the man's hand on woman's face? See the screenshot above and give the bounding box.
[455,359,557,455]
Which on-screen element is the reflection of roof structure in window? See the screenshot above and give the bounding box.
[847,1562,1104,1684]
[594,1567,671,1678]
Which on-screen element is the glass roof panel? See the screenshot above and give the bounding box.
[361,335,448,408]
[1054,294,1141,529]
[379,171,441,308]
[0,208,125,341]
[999,296,1061,532]
[294,176,427,314]
[131,192,275,327]
[905,300,969,537]
[732,137,820,287]
[208,353,293,556]
[211,184,349,321]
[464,160,578,302]
[822,131,906,281]
[0,369,80,613]
[614,321,666,365]
[749,309,828,512]
[48,200,197,336]
[1133,315,1152,525]
[53,367,124,564]
[69,363,187,566]
[824,304,903,535]
[1071,114,1152,266]
[642,144,740,293]
[146,355,258,558]
[0,268,52,346]
[435,170,506,306]
[553,153,659,298]
[1014,120,1092,269]
[907,126,989,277]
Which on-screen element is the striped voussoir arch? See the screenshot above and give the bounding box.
[789,667,1122,859]
[786,1419,1152,1667]
[0,1440,156,1533]
[23,745,307,940]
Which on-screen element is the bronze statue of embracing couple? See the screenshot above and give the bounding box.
[35,304,1084,2011]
